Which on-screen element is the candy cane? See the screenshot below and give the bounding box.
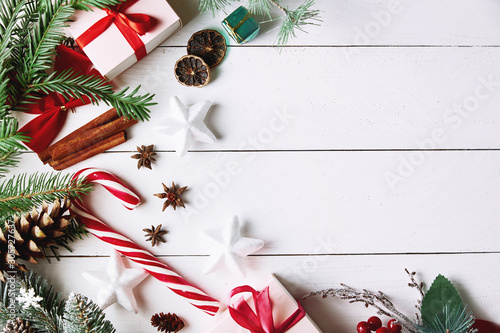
[71,168,220,316]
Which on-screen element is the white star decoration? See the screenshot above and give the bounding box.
[82,251,148,313]
[155,96,216,157]
[202,216,265,276]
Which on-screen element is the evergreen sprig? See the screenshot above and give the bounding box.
[19,270,66,332]
[24,0,74,77]
[248,0,274,17]
[0,172,93,220]
[418,305,477,333]
[275,0,321,48]
[0,117,29,178]
[0,149,22,176]
[199,0,235,16]
[0,117,29,152]
[31,70,154,121]
[198,0,321,47]
[0,271,115,332]
[63,293,116,333]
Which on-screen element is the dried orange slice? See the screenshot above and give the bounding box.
[187,29,227,68]
[174,55,211,87]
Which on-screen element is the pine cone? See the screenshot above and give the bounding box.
[3,317,35,333]
[0,197,74,281]
[151,312,185,332]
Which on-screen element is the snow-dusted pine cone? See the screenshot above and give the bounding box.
[3,317,35,333]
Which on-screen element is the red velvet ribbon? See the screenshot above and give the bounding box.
[18,45,100,153]
[228,285,306,333]
[75,0,151,60]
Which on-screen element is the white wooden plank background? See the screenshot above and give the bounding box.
[11,0,500,332]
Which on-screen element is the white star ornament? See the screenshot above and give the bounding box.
[202,216,264,276]
[82,251,148,313]
[155,96,216,157]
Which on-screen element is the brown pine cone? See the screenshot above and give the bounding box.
[0,197,74,281]
[151,312,185,332]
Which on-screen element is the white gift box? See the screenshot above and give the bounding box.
[68,0,182,79]
[206,275,323,333]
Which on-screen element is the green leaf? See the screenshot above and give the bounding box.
[421,274,464,326]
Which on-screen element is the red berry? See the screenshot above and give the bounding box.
[376,328,389,333]
[357,321,371,333]
[368,316,382,330]
[387,319,402,333]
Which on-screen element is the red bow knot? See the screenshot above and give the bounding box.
[76,0,151,60]
[227,285,305,333]
[18,45,104,154]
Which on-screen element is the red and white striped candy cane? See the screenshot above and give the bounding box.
[71,168,220,316]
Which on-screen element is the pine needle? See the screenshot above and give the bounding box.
[0,149,22,177]
[275,0,321,48]
[248,0,274,18]
[198,0,235,16]
[0,116,30,151]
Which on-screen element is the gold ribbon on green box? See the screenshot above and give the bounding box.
[223,12,252,44]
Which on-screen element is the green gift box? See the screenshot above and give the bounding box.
[221,6,260,44]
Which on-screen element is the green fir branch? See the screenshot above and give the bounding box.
[0,117,29,178]
[418,305,477,333]
[248,0,274,18]
[0,271,116,332]
[199,0,235,16]
[0,117,30,152]
[63,293,116,333]
[0,172,93,220]
[29,70,155,121]
[19,271,66,333]
[0,0,26,62]
[275,0,321,48]
[0,149,22,177]
[10,0,40,63]
[108,85,155,121]
[24,0,74,77]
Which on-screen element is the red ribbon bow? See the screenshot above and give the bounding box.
[18,45,101,154]
[228,285,306,333]
[76,0,151,60]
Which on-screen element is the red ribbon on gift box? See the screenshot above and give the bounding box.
[75,0,151,60]
[228,285,306,333]
[18,45,103,154]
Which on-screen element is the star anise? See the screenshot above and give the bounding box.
[143,224,168,247]
[131,144,156,170]
[154,182,187,211]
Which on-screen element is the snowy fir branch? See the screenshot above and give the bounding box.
[198,0,321,47]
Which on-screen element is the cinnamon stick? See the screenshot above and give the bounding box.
[47,116,137,161]
[50,131,127,171]
[38,108,120,163]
